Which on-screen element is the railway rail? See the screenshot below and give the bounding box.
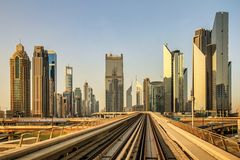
[0,113,177,160]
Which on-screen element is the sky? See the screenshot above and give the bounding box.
[0,0,239,112]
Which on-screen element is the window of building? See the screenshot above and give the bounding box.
[15,56,20,78]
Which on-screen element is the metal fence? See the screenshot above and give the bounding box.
[169,119,240,157]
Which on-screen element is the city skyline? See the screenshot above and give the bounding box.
[0,1,240,112]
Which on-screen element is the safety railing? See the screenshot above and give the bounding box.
[169,119,240,157]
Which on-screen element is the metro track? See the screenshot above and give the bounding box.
[0,113,177,160]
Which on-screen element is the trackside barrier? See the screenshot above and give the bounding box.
[169,119,240,157]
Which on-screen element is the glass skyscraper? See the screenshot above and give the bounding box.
[212,12,229,116]
[105,54,124,112]
[64,66,73,116]
[163,44,185,113]
[48,50,57,117]
[193,12,231,116]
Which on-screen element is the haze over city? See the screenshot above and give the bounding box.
[0,0,240,112]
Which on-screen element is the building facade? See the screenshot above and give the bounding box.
[192,12,231,116]
[183,68,188,112]
[48,50,57,117]
[143,78,151,111]
[163,45,173,113]
[150,81,164,113]
[65,66,73,116]
[74,88,82,117]
[126,85,132,108]
[163,45,185,113]
[32,46,49,117]
[105,54,124,112]
[56,93,63,118]
[10,43,31,117]
[193,28,213,112]
[212,12,229,116]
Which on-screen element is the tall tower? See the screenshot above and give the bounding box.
[83,82,92,116]
[74,88,82,117]
[212,12,229,116]
[193,12,230,116]
[163,44,173,113]
[105,54,124,112]
[172,50,184,112]
[32,46,49,117]
[10,43,31,117]
[193,28,213,111]
[48,50,57,117]
[163,45,185,113]
[64,66,73,116]
[126,85,132,108]
[143,78,151,111]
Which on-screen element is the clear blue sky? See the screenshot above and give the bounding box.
[0,0,239,112]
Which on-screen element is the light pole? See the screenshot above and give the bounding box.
[191,96,195,127]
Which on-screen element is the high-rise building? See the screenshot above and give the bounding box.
[96,101,99,113]
[193,28,213,111]
[193,12,231,116]
[143,78,151,111]
[163,45,185,113]
[228,62,231,115]
[105,54,124,112]
[91,94,96,114]
[65,66,73,116]
[173,50,184,112]
[63,91,72,117]
[10,43,31,117]
[136,80,143,106]
[74,88,82,117]
[83,82,90,116]
[163,45,173,113]
[150,81,164,113]
[65,66,73,92]
[183,68,188,112]
[48,50,57,117]
[126,85,132,108]
[32,46,49,117]
[56,93,62,118]
[212,12,229,116]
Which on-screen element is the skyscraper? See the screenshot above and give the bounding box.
[56,93,63,118]
[10,43,31,117]
[163,44,185,113]
[212,12,229,116]
[83,82,90,116]
[126,85,132,108]
[150,81,164,113]
[74,88,82,117]
[143,78,151,111]
[193,28,213,111]
[228,62,231,115]
[136,80,143,106]
[64,66,73,116]
[172,50,184,112]
[163,45,173,113]
[65,66,73,92]
[48,50,57,117]
[32,46,49,117]
[105,54,124,112]
[183,68,188,112]
[193,12,231,116]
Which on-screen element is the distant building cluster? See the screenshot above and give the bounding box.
[122,12,232,117]
[6,12,232,117]
[9,45,99,118]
